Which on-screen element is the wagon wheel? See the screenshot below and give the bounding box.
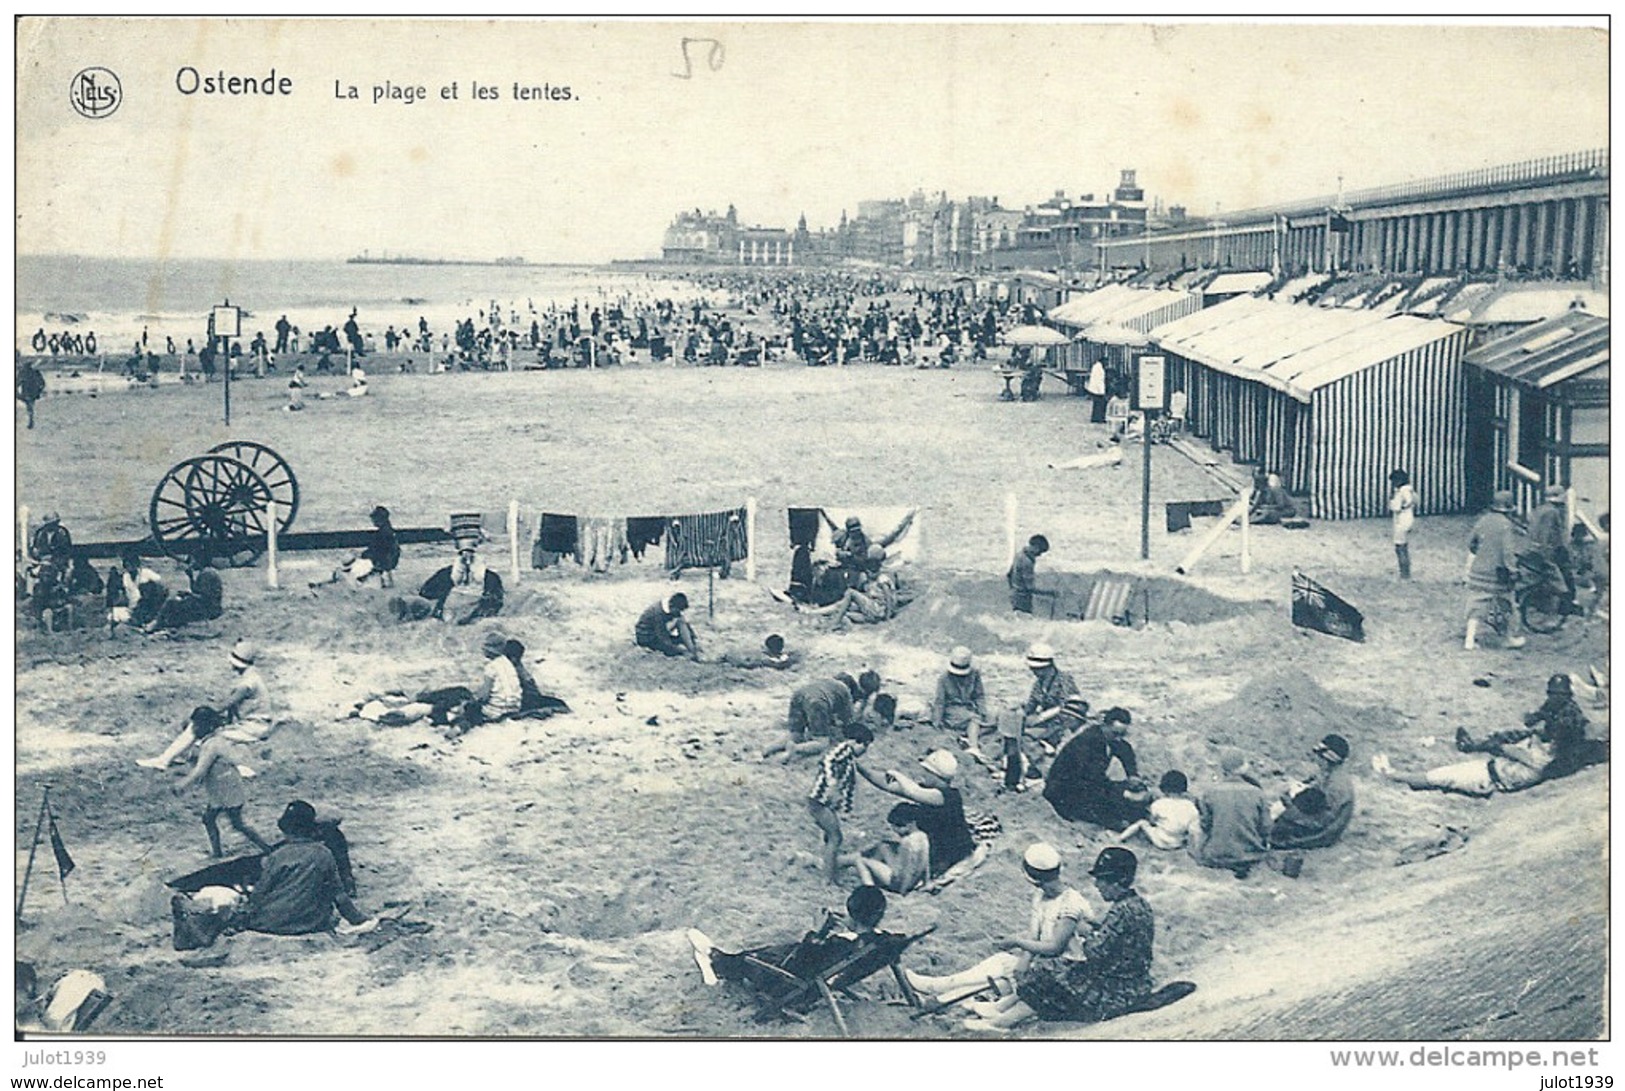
[149,455,276,566]
[208,440,299,532]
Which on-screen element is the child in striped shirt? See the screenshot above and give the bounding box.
[807,721,877,885]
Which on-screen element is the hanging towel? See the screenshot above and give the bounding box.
[538,513,578,555]
[787,508,822,548]
[580,516,629,573]
[666,507,749,571]
[626,516,666,560]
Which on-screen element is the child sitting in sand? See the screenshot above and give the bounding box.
[837,803,931,894]
[1117,770,1200,851]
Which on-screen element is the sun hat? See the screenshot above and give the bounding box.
[1060,695,1091,720]
[1545,484,1568,502]
[1313,734,1350,764]
[947,646,973,675]
[481,631,508,656]
[229,640,258,668]
[1024,642,1055,668]
[40,511,60,525]
[920,749,959,781]
[1088,846,1138,884]
[845,515,863,528]
[1022,842,1062,882]
[1219,748,1248,775]
[1547,673,1573,694]
[278,800,318,838]
[1490,490,1515,512]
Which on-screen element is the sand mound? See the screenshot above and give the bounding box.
[1188,668,1404,778]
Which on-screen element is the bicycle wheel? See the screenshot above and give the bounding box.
[1519,587,1567,634]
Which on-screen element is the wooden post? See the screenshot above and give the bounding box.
[1175,490,1251,576]
[745,496,757,582]
[265,501,281,589]
[1140,418,1154,560]
[18,504,29,559]
[1240,487,1251,574]
[15,786,49,926]
[1004,492,1018,571]
[1565,486,1577,538]
[708,567,715,620]
[508,500,521,584]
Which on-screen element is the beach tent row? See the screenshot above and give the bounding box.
[1048,286,1203,371]
[1149,296,1472,520]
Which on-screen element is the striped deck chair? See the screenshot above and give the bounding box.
[1082,578,1136,625]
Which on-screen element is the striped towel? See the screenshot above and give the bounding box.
[1083,579,1135,624]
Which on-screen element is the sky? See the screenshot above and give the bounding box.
[14,17,1610,264]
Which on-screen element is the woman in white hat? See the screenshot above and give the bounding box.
[903,842,1092,1009]
[932,646,988,737]
[870,749,977,878]
[138,640,277,771]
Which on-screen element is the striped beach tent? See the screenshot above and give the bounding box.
[1150,297,1471,520]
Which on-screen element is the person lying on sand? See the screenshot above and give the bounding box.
[1372,673,1604,797]
[714,633,798,671]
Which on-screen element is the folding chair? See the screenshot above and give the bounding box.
[746,927,935,1037]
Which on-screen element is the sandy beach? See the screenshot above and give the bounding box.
[13,337,1608,1039]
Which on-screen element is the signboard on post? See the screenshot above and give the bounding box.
[212,304,241,340]
[1135,354,1165,411]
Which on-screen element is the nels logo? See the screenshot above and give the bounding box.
[69,67,122,119]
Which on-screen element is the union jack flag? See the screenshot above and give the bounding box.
[1292,569,1365,642]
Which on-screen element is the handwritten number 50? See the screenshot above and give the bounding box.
[674,37,724,79]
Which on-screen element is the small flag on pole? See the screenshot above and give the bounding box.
[49,812,75,881]
[1291,569,1365,642]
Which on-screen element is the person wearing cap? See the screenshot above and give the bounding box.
[964,847,1154,1031]
[870,749,977,879]
[139,640,276,770]
[1528,484,1579,614]
[169,705,273,859]
[1007,534,1052,614]
[448,631,524,736]
[765,673,863,760]
[822,509,917,586]
[1043,705,1148,831]
[28,511,72,567]
[903,842,1093,1009]
[241,801,373,936]
[1269,735,1356,851]
[400,533,504,625]
[1192,750,1272,877]
[932,646,989,738]
[1022,642,1079,742]
[1374,673,1599,796]
[1463,490,1526,650]
[634,592,700,660]
[311,505,399,590]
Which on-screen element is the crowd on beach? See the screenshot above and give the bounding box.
[13,265,1611,1036]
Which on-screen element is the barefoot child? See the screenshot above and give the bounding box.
[170,707,271,859]
[807,721,876,884]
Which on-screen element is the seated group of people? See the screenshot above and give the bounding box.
[694,841,1165,1034]
[783,511,918,626]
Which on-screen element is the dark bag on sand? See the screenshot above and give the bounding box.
[171,892,229,951]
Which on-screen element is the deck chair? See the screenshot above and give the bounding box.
[1083,578,1135,625]
[745,927,935,1037]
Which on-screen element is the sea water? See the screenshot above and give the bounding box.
[15,255,715,356]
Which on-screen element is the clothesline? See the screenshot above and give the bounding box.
[527,505,750,573]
